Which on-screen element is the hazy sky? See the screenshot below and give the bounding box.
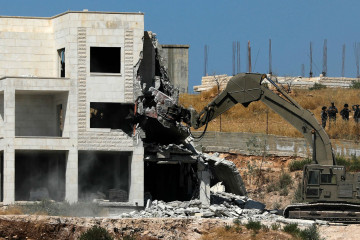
[2,0,360,91]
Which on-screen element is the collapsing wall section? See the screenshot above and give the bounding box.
[132,32,246,204]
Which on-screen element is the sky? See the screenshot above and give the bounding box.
[2,0,360,92]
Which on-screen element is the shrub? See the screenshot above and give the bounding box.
[350,80,360,89]
[309,83,326,90]
[271,223,281,231]
[336,155,360,172]
[289,158,312,172]
[224,224,232,231]
[266,182,279,193]
[279,172,293,189]
[283,223,300,236]
[245,220,262,233]
[293,182,304,203]
[280,187,289,196]
[79,226,114,240]
[299,225,321,240]
[233,218,241,225]
[261,224,270,232]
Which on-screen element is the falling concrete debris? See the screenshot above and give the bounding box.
[131,31,247,206]
[202,153,246,196]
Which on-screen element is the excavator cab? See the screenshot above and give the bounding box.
[302,164,345,202]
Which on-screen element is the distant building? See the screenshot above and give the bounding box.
[194,74,357,92]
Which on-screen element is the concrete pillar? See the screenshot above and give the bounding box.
[197,163,211,206]
[3,87,15,204]
[128,140,144,206]
[65,149,78,203]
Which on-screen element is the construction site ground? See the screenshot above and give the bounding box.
[0,153,359,239]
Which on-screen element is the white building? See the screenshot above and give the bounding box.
[0,11,145,206]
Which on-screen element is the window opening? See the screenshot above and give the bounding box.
[58,48,65,78]
[90,47,121,73]
[90,102,134,135]
[321,174,337,184]
[308,170,320,185]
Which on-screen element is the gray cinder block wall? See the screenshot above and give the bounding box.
[197,131,360,158]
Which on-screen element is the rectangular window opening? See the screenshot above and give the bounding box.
[58,48,65,78]
[15,151,66,201]
[78,151,131,202]
[320,174,337,184]
[308,170,320,185]
[90,102,134,135]
[90,47,121,73]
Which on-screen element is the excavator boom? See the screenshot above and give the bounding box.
[190,73,334,166]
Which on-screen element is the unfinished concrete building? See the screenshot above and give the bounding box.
[0,11,243,208]
[0,10,151,206]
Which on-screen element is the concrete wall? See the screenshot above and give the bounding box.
[15,94,56,136]
[0,18,55,78]
[161,45,189,93]
[196,131,360,158]
[0,92,4,137]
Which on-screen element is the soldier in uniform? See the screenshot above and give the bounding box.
[321,106,328,128]
[340,103,351,121]
[353,105,360,123]
[327,102,338,127]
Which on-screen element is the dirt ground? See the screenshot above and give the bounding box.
[1,153,360,239]
[219,153,303,209]
[0,215,291,240]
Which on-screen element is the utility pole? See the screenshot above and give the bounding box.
[204,45,209,76]
[232,41,240,76]
[237,41,240,74]
[301,64,305,77]
[354,42,360,78]
[342,44,346,77]
[322,39,327,76]
[269,39,272,75]
[232,42,235,76]
[248,41,252,73]
[309,42,313,77]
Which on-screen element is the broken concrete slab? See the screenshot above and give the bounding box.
[202,153,246,196]
[244,200,266,211]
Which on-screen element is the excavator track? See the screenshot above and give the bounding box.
[285,203,360,223]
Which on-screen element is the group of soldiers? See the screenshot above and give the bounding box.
[321,102,360,128]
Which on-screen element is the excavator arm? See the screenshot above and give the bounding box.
[188,73,335,166]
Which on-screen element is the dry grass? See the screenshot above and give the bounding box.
[0,205,24,215]
[200,225,292,240]
[180,87,360,140]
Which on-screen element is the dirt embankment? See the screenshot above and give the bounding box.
[0,215,234,240]
[220,153,303,209]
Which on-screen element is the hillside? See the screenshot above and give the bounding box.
[179,87,360,141]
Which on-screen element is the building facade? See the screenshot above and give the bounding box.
[0,11,145,205]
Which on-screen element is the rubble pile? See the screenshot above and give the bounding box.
[119,192,275,220]
[117,192,329,227]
